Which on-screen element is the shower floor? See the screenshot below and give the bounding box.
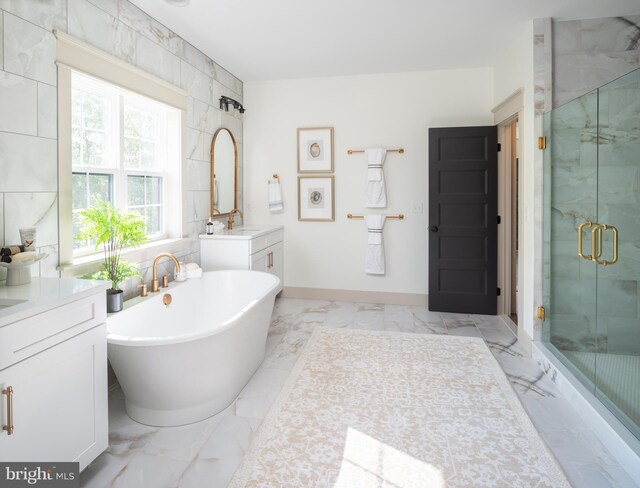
[562,350,640,434]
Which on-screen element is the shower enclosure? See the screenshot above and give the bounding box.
[543,67,640,440]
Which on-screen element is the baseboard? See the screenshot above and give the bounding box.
[281,286,428,306]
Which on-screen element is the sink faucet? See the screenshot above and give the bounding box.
[227,208,244,230]
[151,253,181,293]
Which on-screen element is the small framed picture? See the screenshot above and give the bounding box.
[297,127,334,173]
[298,176,335,221]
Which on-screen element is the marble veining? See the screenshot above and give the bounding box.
[80,299,639,488]
[3,12,57,86]
[553,15,640,108]
[0,0,66,31]
[0,70,37,135]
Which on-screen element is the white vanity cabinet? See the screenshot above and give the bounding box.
[0,280,109,471]
[200,226,284,292]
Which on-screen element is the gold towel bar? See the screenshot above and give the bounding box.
[347,148,404,155]
[347,213,404,220]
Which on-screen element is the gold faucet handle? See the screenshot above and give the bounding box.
[137,283,148,297]
[162,275,170,288]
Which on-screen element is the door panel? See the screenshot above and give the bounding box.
[428,126,498,314]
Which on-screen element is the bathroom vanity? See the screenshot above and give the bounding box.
[0,278,110,470]
[200,226,284,292]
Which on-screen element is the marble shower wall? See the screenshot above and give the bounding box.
[0,0,243,285]
[553,14,640,108]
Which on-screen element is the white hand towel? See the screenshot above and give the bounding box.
[367,148,385,181]
[364,215,386,275]
[365,148,387,208]
[269,181,284,212]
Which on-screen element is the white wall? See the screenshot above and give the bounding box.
[493,20,537,341]
[244,68,494,296]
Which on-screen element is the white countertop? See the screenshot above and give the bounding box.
[0,277,110,327]
[199,225,284,240]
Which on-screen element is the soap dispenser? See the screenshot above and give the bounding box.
[206,218,215,235]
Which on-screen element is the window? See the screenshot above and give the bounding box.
[71,72,179,255]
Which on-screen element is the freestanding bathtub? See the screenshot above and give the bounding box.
[107,270,280,426]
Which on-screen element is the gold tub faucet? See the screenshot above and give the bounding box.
[227,208,244,230]
[151,253,181,293]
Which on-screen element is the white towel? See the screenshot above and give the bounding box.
[365,148,387,208]
[269,181,284,212]
[364,215,386,275]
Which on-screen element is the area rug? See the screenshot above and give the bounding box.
[229,327,570,487]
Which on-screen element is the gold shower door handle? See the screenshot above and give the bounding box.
[578,222,595,260]
[3,386,14,435]
[591,224,618,266]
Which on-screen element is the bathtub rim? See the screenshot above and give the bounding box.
[107,270,280,347]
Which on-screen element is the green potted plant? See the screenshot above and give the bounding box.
[76,200,147,313]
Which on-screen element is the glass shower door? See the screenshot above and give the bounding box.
[594,69,640,438]
[543,89,599,393]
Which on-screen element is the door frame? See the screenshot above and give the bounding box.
[492,89,523,318]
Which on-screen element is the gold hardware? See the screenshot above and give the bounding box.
[267,252,273,269]
[210,128,239,219]
[162,275,169,288]
[347,213,404,220]
[578,221,595,260]
[591,224,618,266]
[348,148,404,155]
[270,252,274,268]
[162,294,172,306]
[269,174,280,184]
[151,253,181,293]
[227,208,244,230]
[137,283,148,297]
[591,224,604,264]
[537,306,545,321]
[3,386,14,435]
[212,208,221,216]
[538,136,547,150]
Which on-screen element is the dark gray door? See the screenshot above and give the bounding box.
[428,126,498,314]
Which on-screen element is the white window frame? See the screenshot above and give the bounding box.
[71,73,174,256]
[56,31,188,269]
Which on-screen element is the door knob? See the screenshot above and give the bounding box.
[430,225,439,233]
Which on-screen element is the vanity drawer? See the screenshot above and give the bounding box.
[249,229,284,255]
[0,294,106,370]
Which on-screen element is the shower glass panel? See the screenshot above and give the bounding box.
[543,67,640,440]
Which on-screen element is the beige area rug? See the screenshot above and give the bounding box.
[229,328,570,487]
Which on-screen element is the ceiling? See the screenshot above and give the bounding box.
[130,0,640,82]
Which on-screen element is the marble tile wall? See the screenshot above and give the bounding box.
[0,0,243,285]
[553,15,640,108]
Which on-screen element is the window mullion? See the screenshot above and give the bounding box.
[117,94,126,212]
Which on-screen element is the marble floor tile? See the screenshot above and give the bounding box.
[81,298,639,488]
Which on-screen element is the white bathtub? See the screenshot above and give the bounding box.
[107,270,280,426]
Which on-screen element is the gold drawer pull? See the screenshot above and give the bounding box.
[3,386,14,435]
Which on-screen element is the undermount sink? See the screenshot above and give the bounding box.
[0,298,27,309]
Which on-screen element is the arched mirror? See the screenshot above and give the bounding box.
[210,128,238,217]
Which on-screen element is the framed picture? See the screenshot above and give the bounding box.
[298,176,335,221]
[297,127,334,173]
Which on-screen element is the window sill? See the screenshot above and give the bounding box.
[58,237,192,277]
